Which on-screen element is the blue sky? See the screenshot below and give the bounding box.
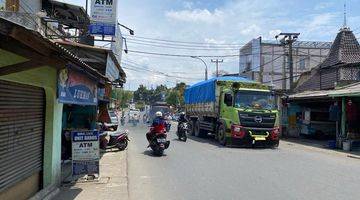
[61,0,360,90]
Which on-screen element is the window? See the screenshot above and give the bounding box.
[299,57,306,70]
[224,93,233,107]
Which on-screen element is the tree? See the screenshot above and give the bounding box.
[112,89,133,109]
[166,90,180,107]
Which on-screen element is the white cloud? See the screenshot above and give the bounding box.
[240,24,261,36]
[267,29,282,39]
[314,2,334,10]
[183,1,194,9]
[165,9,224,24]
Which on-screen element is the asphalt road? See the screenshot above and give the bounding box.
[123,122,360,200]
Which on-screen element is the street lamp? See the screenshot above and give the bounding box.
[191,56,208,80]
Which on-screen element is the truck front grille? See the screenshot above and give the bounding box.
[238,112,276,128]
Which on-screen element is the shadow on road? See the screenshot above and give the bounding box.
[142,150,168,157]
[53,187,83,200]
[188,135,279,150]
[187,135,227,148]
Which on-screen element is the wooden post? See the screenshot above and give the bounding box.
[341,97,346,137]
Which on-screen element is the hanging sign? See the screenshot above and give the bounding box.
[89,0,117,36]
[58,68,98,105]
[71,130,100,176]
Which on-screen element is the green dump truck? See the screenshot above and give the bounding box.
[184,76,279,147]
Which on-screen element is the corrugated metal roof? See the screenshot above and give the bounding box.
[288,90,330,99]
[290,82,360,99]
[328,82,360,97]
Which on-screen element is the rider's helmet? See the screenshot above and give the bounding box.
[155,111,163,117]
[180,112,185,117]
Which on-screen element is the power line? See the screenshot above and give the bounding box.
[127,40,242,51]
[122,62,199,80]
[123,34,246,46]
[125,49,240,58]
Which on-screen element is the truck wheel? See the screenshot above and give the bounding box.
[217,124,227,146]
[194,121,200,137]
[189,121,195,136]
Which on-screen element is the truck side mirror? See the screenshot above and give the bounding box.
[224,93,233,107]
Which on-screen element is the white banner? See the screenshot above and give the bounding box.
[90,0,117,24]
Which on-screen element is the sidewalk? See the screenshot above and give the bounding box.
[53,150,129,200]
[281,138,360,160]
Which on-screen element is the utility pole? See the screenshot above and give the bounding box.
[211,59,223,77]
[275,33,300,92]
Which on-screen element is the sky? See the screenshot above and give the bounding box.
[61,0,360,90]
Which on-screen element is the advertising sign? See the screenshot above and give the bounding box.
[106,54,120,81]
[90,0,117,35]
[71,131,100,176]
[58,68,98,105]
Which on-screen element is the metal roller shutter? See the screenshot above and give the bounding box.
[0,80,45,193]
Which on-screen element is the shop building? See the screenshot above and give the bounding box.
[284,26,360,150]
[0,9,111,200]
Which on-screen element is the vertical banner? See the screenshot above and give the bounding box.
[71,131,100,176]
[89,0,117,36]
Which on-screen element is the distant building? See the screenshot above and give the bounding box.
[239,37,332,90]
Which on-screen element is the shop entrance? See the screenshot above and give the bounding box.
[0,80,45,200]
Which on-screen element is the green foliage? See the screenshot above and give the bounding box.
[132,82,187,108]
[112,89,133,109]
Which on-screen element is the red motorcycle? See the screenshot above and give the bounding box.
[146,124,170,156]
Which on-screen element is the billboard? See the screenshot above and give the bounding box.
[58,68,98,105]
[89,0,118,36]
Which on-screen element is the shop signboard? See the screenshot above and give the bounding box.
[58,68,98,105]
[106,54,119,81]
[89,0,117,36]
[71,130,100,176]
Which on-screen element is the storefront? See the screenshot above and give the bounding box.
[285,83,360,150]
[57,67,100,181]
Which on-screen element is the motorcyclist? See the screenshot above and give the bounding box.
[146,111,166,144]
[177,112,188,132]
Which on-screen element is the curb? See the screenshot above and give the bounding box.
[282,140,360,160]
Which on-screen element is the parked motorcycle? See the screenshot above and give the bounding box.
[100,130,130,151]
[177,122,188,142]
[146,125,170,156]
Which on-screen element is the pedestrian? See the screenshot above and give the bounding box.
[346,100,357,134]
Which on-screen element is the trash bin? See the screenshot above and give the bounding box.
[342,140,351,151]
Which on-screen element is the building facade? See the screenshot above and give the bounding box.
[239,37,332,90]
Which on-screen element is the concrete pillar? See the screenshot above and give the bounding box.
[341,97,346,137]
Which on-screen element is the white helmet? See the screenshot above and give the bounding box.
[155,111,163,117]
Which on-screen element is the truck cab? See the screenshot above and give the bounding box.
[219,87,279,147]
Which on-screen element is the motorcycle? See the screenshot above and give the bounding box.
[165,121,171,132]
[100,130,130,151]
[177,122,188,142]
[120,116,125,126]
[147,125,170,156]
[132,120,138,127]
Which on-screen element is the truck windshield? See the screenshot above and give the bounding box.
[234,91,275,110]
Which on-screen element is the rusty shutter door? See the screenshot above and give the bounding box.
[0,80,45,193]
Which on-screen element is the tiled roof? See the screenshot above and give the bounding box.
[321,27,360,68]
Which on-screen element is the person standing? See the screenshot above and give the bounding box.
[346,100,358,134]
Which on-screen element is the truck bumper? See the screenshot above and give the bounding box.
[228,136,279,148]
